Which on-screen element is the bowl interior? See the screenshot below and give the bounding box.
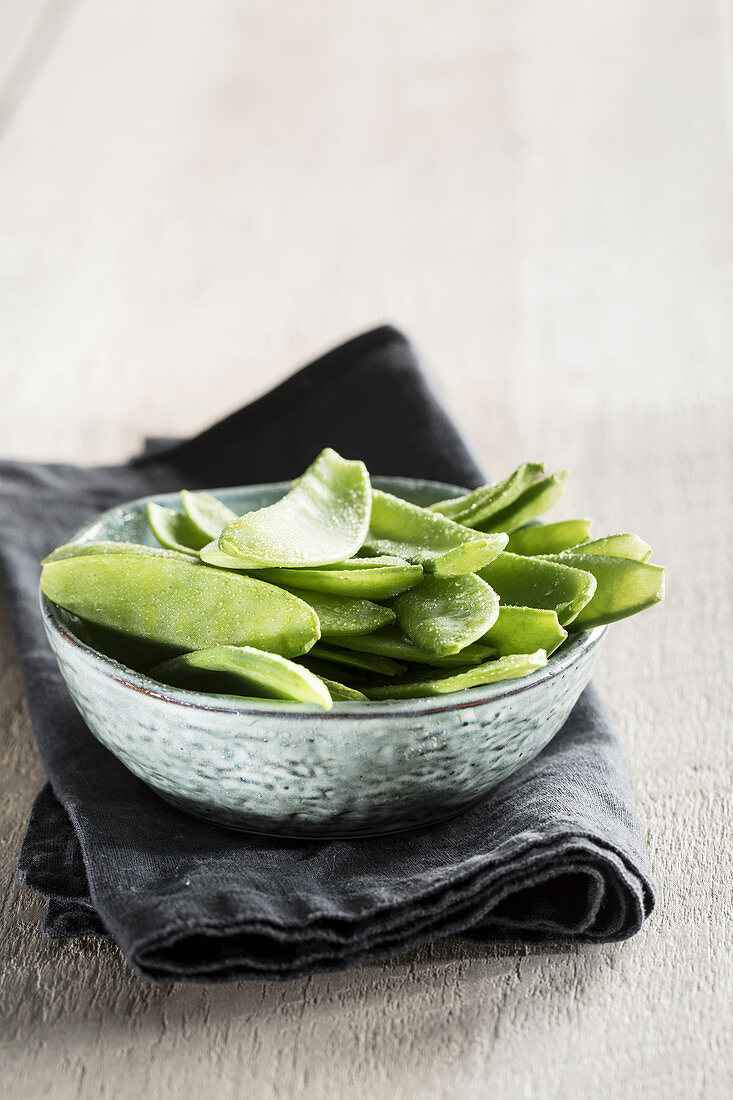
[42,477,603,715]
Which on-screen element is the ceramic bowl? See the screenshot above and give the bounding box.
[40,478,605,837]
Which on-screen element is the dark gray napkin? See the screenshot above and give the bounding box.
[2,326,655,982]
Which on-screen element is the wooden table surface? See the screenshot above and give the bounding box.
[1,2,731,1097]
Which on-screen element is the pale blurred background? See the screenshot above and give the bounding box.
[1,2,731,1098]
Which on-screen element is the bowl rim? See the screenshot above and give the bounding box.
[40,477,606,719]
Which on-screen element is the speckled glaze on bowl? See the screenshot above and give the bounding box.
[40,478,606,837]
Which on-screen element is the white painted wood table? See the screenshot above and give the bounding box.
[1,2,730,1096]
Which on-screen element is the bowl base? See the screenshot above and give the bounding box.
[155,787,491,840]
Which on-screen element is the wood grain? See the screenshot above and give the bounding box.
[1,1,731,1097]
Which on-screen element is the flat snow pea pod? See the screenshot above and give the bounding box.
[560,533,652,562]
[43,540,199,565]
[217,448,371,568]
[480,605,567,656]
[301,642,406,677]
[364,650,548,700]
[250,557,424,599]
[474,471,568,534]
[180,490,238,542]
[41,554,320,657]
[199,541,253,569]
[505,519,592,556]
[428,463,545,526]
[318,677,369,702]
[478,552,596,626]
[147,503,210,554]
[278,586,395,636]
[366,489,507,576]
[543,553,665,630]
[150,645,332,709]
[323,626,496,667]
[391,574,500,656]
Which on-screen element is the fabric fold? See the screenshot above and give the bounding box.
[3,325,655,983]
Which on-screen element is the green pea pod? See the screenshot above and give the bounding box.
[318,677,369,702]
[150,645,332,709]
[301,642,406,677]
[244,557,424,599]
[43,540,199,565]
[364,650,548,700]
[561,533,651,562]
[147,503,209,554]
[180,490,238,542]
[474,471,568,534]
[505,519,592,556]
[217,448,371,568]
[428,463,545,526]
[478,552,596,626]
[481,605,567,656]
[199,541,254,569]
[322,626,495,667]
[543,552,665,630]
[278,585,395,636]
[391,574,500,656]
[41,554,320,657]
[366,489,507,576]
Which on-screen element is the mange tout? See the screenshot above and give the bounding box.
[477,552,597,626]
[473,471,568,534]
[217,448,371,568]
[318,678,369,702]
[43,541,200,565]
[300,641,406,678]
[151,645,332,709]
[505,519,592,556]
[180,490,238,542]
[542,552,665,630]
[322,626,496,667]
[278,586,396,636]
[41,554,320,657]
[250,557,424,599]
[365,489,507,575]
[429,463,545,527]
[480,605,567,656]
[558,533,651,562]
[41,447,665,704]
[391,573,499,656]
[364,651,548,700]
[147,503,209,555]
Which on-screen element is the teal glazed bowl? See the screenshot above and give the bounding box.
[40,478,606,837]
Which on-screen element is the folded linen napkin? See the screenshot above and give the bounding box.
[2,326,655,982]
